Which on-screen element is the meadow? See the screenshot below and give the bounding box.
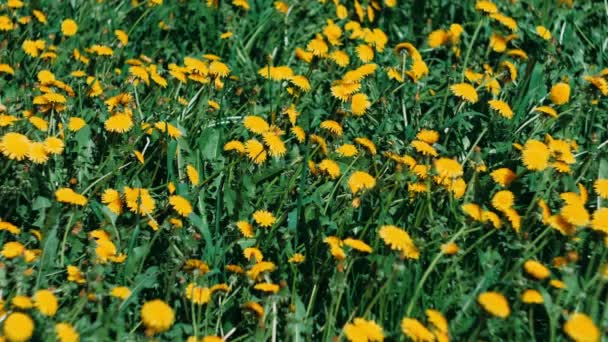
[0,0,607,340]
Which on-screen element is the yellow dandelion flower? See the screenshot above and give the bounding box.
[550,82,570,105]
[350,93,371,116]
[288,253,305,264]
[105,114,133,133]
[55,322,79,342]
[1,132,31,160]
[488,99,513,119]
[344,318,384,342]
[594,179,608,199]
[428,29,449,48]
[490,12,518,31]
[67,265,86,283]
[523,260,550,280]
[55,188,87,206]
[320,120,343,136]
[426,309,448,334]
[563,313,599,342]
[61,19,78,36]
[416,129,440,144]
[441,242,459,255]
[411,140,438,157]
[141,299,174,334]
[224,140,246,154]
[348,171,376,194]
[478,291,510,318]
[185,283,211,305]
[242,301,264,317]
[401,318,434,342]
[561,203,589,227]
[12,295,33,309]
[318,159,341,180]
[243,115,270,134]
[254,282,280,294]
[378,225,419,259]
[3,312,34,342]
[475,0,498,13]
[450,82,479,103]
[521,289,544,304]
[490,168,516,187]
[236,221,254,238]
[123,186,155,215]
[111,286,131,300]
[434,158,463,178]
[591,208,608,234]
[34,289,58,317]
[336,144,358,157]
[27,142,49,164]
[262,132,287,157]
[245,139,267,164]
[169,195,193,217]
[253,210,276,227]
[536,26,552,40]
[462,203,483,221]
[491,190,514,212]
[343,238,373,253]
[330,50,350,67]
[521,139,550,171]
[354,137,377,155]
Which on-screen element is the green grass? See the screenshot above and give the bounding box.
[1,0,608,341]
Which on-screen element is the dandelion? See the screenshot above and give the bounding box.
[67,265,86,284]
[253,210,276,227]
[262,132,287,157]
[594,179,608,199]
[348,171,376,194]
[1,132,31,160]
[450,83,478,103]
[336,144,358,157]
[536,26,552,40]
[426,309,448,334]
[441,242,459,255]
[550,82,571,105]
[523,260,550,280]
[254,282,280,294]
[478,291,510,318]
[185,283,211,305]
[351,93,371,116]
[411,140,438,157]
[416,129,439,144]
[401,318,434,342]
[123,187,155,215]
[1,241,25,258]
[591,208,608,233]
[491,190,514,212]
[111,287,131,300]
[521,289,544,304]
[105,114,133,133]
[434,158,463,178]
[288,253,305,264]
[34,289,58,317]
[343,238,373,253]
[55,188,87,206]
[245,139,267,164]
[61,19,78,36]
[236,221,254,237]
[490,168,516,187]
[378,225,419,259]
[55,323,79,342]
[169,195,193,217]
[488,100,513,119]
[318,159,341,179]
[563,313,599,342]
[521,140,550,171]
[3,312,34,342]
[354,137,377,155]
[344,318,384,342]
[141,299,174,334]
